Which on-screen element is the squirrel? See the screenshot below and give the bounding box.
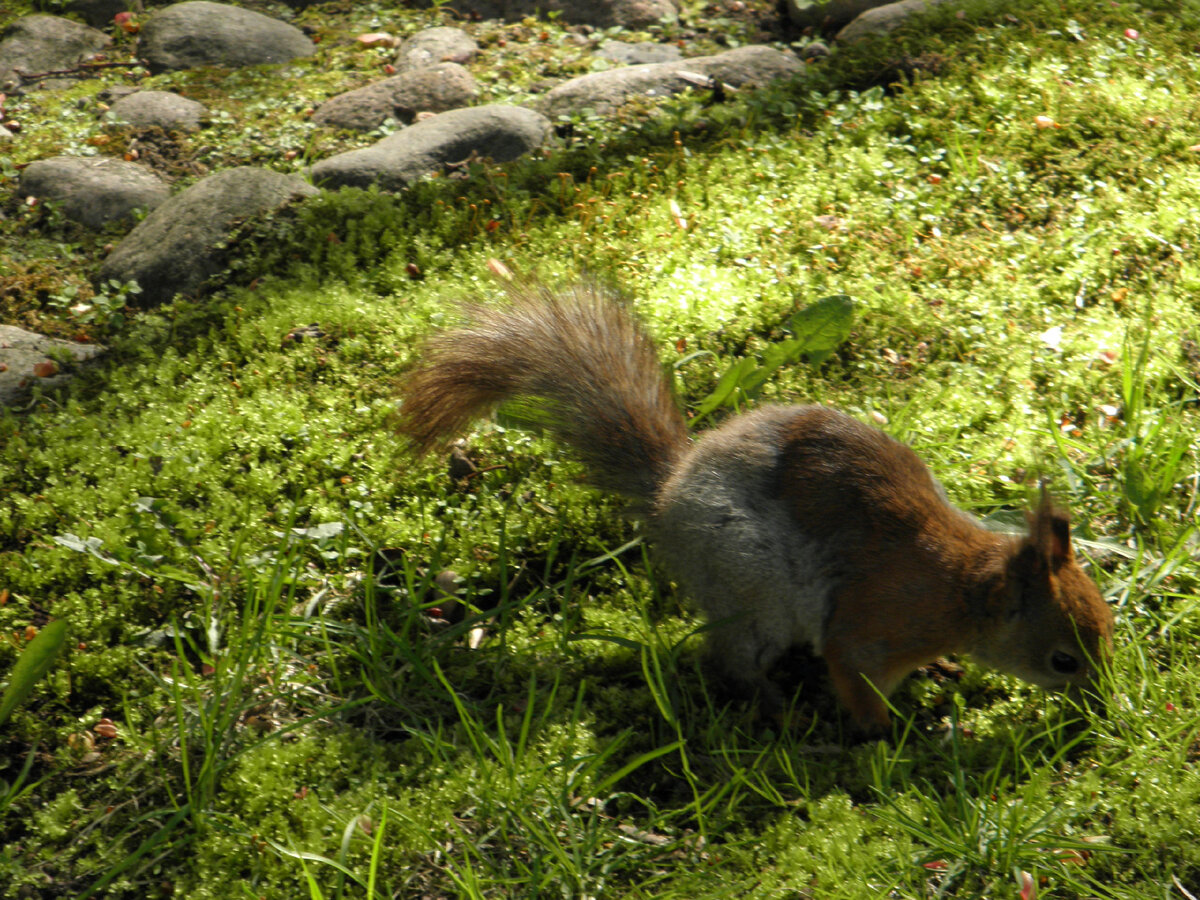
[397,281,1115,732]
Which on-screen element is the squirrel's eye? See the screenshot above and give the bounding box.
[1050,650,1080,675]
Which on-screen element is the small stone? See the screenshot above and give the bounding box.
[0,326,105,407]
[138,1,315,72]
[107,90,206,131]
[597,39,682,65]
[835,0,947,42]
[394,26,478,71]
[312,63,477,131]
[17,156,169,228]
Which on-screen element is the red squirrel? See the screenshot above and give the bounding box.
[398,282,1115,731]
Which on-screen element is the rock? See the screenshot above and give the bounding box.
[313,63,478,131]
[394,27,478,72]
[98,85,139,103]
[107,90,207,131]
[0,326,105,408]
[98,167,318,305]
[800,40,831,60]
[786,0,894,29]
[138,1,315,73]
[597,40,682,66]
[18,156,170,229]
[0,15,111,93]
[406,0,675,28]
[536,45,803,118]
[835,0,946,41]
[311,104,551,192]
[0,124,12,140]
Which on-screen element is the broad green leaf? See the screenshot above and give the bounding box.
[689,295,855,424]
[0,618,69,728]
[787,294,855,365]
[691,356,758,423]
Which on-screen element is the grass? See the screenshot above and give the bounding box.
[1,0,1199,896]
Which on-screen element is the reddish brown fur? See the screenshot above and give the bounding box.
[777,410,1112,728]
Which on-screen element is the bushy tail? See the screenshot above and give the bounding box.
[398,282,689,503]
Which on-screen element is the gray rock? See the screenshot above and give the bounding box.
[800,40,831,60]
[536,45,803,118]
[0,326,105,408]
[98,85,140,103]
[107,90,207,131]
[311,104,551,192]
[138,1,315,73]
[313,63,478,131]
[394,27,478,72]
[98,167,318,305]
[835,0,946,41]
[597,40,682,66]
[786,0,893,29]
[406,0,675,28]
[18,156,170,229]
[0,123,12,140]
[0,15,111,93]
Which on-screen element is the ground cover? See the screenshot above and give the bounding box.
[1,0,1198,897]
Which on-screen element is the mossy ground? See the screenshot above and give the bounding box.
[1,0,1199,897]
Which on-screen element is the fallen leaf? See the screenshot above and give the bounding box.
[1038,324,1063,349]
[356,32,397,48]
[32,361,58,377]
[669,198,687,230]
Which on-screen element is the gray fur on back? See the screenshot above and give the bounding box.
[651,406,839,687]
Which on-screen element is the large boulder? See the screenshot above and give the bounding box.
[0,15,111,93]
[312,63,478,131]
[18,156,170,229]
[138,1,315,73]
[0,326,105,408]
[394,27,478,72]
[107,90,207,131]
[98,167,318,305]
[311,104,551,192]
[536,45,803,118]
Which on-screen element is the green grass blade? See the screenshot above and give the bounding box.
[0,618,69,728]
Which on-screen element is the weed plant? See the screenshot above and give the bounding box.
[1,0,1199,897]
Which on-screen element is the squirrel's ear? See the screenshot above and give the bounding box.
[1025,486,1073,567]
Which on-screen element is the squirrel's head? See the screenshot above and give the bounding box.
[973,494,1115,699]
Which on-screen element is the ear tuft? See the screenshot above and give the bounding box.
[1029,486,1073,566]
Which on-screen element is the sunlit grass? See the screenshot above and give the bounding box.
[1,0,1199,896]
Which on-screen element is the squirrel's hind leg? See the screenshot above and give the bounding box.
[703,620,792,719]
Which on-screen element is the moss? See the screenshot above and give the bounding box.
[1,0,1199,897]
